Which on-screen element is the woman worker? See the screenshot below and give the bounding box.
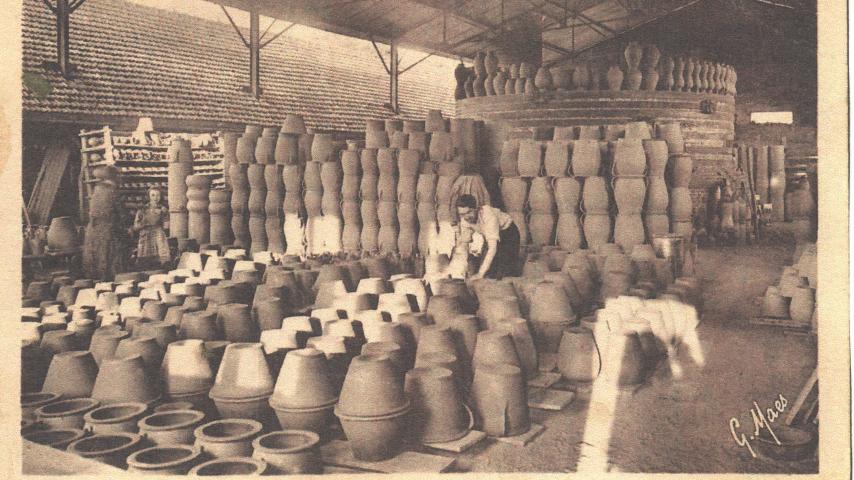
[455,194,521,279]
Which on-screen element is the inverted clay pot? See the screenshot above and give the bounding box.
[193,419,264,458]
[115,335,165,372]
[471,363,530,437]
[92,354,161,406]
[269,348,338,434]
[416,324,459,361]
[209,343,274,420]
[251,430,322,474]
[180,311,222,341]
[83,402,149,434]
[42,350,98,399]
[337,353,408,418]
[138,409,207,445]
[126,444,203,474]
[161,339,215,403]
[405,367,471,444]
[557,327,602,382]
[40,330,79,355]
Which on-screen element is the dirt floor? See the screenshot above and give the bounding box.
[449,225,818,473]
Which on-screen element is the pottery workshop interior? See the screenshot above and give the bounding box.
[19,0,820,475]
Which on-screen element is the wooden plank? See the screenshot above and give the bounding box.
[28,143,71,225]
[320,440,456,473]
[423,430,487,453]
[786,369,818,426]
[492,423,545,446]
[528,387,576,411]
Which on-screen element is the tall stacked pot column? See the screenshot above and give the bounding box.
[186,175,211,244]
[231,126,258,249]
[377,131,400,256]
[167,139,193,239]
[430,111,463,256]
[279,115,308,257]
[341,147,362,255]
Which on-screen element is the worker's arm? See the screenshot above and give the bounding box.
[472,238,498,279]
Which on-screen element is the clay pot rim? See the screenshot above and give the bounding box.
[334,400,411,421]
[252,430,321,454]
[36,397,100,418]
[23,428,86,447]
[193,419,264,443]
[189,457,268,475]
[421,403,475,445]
[269,397,338,413]
[22,391,62,408]
[84,402,149,424]
[138,409,206,431]
[67,432,143,457]
[209,388,274,402]
[127,445,202,470]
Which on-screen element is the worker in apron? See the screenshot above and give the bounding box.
[455,194,520,280]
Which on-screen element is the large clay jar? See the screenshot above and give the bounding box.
[606,66,624,91]
[556,213,584,252]
[534,65,553,92]
[643,139,669,176]
[471,363,529,437]
[670,154,693,187]
[670,187,693,221]
[251,430,322,474]
[571,139,602,177]
[334,354,410,461]
[92,354,161,406]
[209,343,274,421]
[645,177,669,214]
[405,367,471,444]
[553,177,581,213]
[583,213,612,249]
[581,176,610,214]
[557,327,601,382]
[186,175,212,244]
[613,178,646,214]
[612,139,646,176]
[614,214,646,252]
[517,140,543,177]
[655,123,685,155]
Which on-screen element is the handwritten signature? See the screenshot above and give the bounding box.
[729,393,788,458]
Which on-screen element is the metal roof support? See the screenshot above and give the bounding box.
[41,0,86,78]
[389,41,400,114]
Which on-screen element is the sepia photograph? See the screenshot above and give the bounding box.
[8,0,848,476]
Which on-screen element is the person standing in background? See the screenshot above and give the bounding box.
[455,194,521,279]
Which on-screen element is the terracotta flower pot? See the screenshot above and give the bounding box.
[36,397,100,429]
[125,445,203,474]
[208,343,274,421]
[42,350,98,399]
[161,339,214,403]
[138,409,207,445]
[24,428,85,450]
[194,419,264,458]
[66,432,144,468]
[251,430,322,474]
[22,391,62,421]
[269,349,337,433]
[476,296,522,331]
[471,363,530,437]
[337,353,408,419]
[83,402,149,434]
[92,354,161,406]
[180,310,222,341]
[334,405,410,462]
[472,328,522,377]
[557,327,601,382]
[495,318,538,379]
[189,457,269,475]
[405,367,471,444]
[216,303,259,343]
[40,330,78,355]
[415,324,459,362]
[425,294,464,327]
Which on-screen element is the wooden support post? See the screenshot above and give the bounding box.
[248,7,262,98]
[389,41,400,114]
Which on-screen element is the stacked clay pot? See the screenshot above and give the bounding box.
[428,110,461,256]
[668,148,693,236]
[186,175,212,245]
[247,154,268,254]
[232,126,260,249]
[397,149,421,257]
[168,138,193,239]
[279,115,307,257]
[341,147,362,255]
[303,150,324,255]
[499,140,529,246]
[264,163,285,253]
[360,145,380,253]
[377,147,399,255]
[643,139,671,240]
[209,189,233,246]
[611,138,646,251]
[528,176,556,248]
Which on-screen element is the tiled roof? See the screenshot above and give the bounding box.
[22,0,457,132]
